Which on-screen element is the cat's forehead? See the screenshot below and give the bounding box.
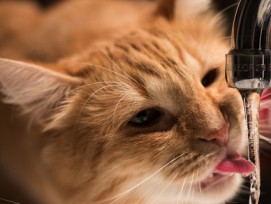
[82,30,196,86]
[82,21,228,80]
[72,32,219,113]
[64,17,228,78]
[67,21,228,111]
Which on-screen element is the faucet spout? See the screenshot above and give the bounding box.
[232,0,271,50]
[226,0,271,90]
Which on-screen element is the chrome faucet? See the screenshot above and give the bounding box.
[226,0,271,90]
[226,1,271,203]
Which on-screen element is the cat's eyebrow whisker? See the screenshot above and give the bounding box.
[0,197,22,204]
[106,100,139,136]
[209,2,239,26]
[104,152,188,204]
[78,62,141,88]
[100,48,122,70]
[112,94,130,122]
[82,84,131,111]
[73,84,129,134]
[76,84,127,125]
[99,49,138,84]
[46,81,128,106]
[83,84,128,107]
[76,81,129,92]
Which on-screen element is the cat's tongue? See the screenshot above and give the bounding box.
[215,153,255,174]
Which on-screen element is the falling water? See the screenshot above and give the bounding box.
[241,91,261,204]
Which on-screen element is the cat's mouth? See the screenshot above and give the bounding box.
[199,153,255,189]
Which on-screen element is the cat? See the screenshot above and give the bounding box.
[0,0,259,203]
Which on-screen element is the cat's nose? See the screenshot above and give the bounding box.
[199,123,229,146]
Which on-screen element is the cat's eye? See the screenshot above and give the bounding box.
[127,108,175,133]
[129,108,162,127]
[201,69,218,87]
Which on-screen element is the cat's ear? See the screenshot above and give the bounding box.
[156,0,212,20]
[0,58,82,124]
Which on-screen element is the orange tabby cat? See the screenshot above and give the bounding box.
[0,0,254,203]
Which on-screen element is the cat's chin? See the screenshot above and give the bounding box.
[195,171,242,203]
[199,170,235,190]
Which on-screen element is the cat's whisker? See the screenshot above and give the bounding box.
[118,191,132,204]
[259,99,271,107]
[133,184,154,204]
[150,172,179,204]
[133,192,147,204]
[210,2,239,25]
[260,135,271,145]
[149,171,179,204]
[185,172,194,204]
[105,152,187,204]
[0,197,21,204]
[114,167,156,204]
[176,174,187,204]
[118,174,156,204]
[240,182,250,191]
[236,182,250,198]
[191,186,195,204]
[196,168,205,201]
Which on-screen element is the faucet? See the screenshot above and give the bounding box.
[226,0,271,90]
[226,1,271,203]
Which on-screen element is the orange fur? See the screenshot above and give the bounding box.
[0,0,247,203]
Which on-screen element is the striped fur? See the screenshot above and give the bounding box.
[0,0,254,204]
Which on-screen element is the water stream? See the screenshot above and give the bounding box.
[241,91,261,204]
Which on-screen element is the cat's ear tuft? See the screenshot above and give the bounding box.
[156,0,212,20]
[0,58,82,124]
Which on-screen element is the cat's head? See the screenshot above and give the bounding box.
[0,0,247,203]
